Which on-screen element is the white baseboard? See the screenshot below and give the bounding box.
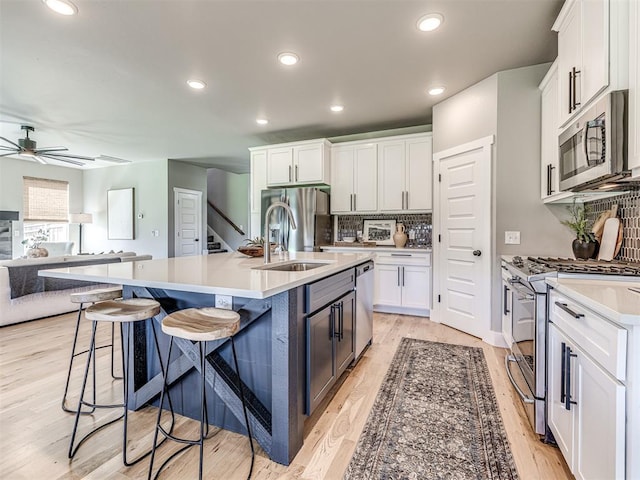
[374,305,430,318]
[483,330,509,348]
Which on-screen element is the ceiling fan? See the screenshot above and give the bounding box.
[0,125,96,166]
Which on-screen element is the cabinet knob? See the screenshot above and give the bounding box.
[473,250,482,257]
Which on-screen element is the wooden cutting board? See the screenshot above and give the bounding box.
[598,217,621,261]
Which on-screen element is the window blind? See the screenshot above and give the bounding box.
[23,176,69,222]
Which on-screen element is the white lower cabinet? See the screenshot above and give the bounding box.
[548,289,627,480]
[374,252,430,315]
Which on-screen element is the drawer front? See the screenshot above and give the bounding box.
[375,251,430,266]
[305,268,355,314]
[549,289,627,382]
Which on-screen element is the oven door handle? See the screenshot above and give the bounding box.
[505,354,535,404]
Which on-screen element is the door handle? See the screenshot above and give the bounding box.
[288,165,292,182]
[473,250,482,257]
[195,238,199,242]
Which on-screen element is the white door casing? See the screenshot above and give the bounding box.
[433,136,493,341]
[174,187,203,257]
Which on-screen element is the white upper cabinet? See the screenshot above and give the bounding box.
[265,139,330,187]
[630,0,640,174]
[378,134,433,212]
[330,144,377,214]
[553,0,629,127]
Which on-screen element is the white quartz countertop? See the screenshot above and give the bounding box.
[546,277,640,326]
[38,251,374,299]
[322,246,431,253]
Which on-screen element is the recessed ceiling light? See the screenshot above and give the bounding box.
[417,13,443,32]
[428,86,446,96]
[256,118,269,125]
[42,0,78,15]
[330,105,344,112]
[187,79,206,90]
[278,52,299,66]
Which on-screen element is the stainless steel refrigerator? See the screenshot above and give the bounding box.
[261,188,332,252]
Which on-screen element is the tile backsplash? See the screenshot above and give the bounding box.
[585,189,640,262]
[336,213,432,247]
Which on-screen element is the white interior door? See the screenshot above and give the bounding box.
[174,188,202,257]
[433,136,492,340]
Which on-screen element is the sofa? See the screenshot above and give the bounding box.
[0,252,152,326]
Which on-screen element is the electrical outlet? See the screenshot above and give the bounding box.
[215,295,233,310]
[505,231,521,245]
[151,230,159,237]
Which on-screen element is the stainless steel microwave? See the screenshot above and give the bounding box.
[558,90,628,192]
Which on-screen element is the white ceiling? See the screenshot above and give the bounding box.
[0,0,562,174]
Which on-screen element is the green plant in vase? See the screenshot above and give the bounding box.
[561,201,597,260]
[21,228,50,258]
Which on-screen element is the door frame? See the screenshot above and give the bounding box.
[432,135,494,342]
[173,187,203,257]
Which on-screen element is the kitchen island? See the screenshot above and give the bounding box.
[39,251,373,465]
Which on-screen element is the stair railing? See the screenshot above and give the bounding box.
[207,200,245,236]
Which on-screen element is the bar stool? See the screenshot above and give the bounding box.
[148,307,255,480]
[69,297,173,466]
[62,286,124,414]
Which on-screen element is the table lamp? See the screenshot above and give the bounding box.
[69,213,93,254]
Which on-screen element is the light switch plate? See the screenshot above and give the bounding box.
[215,295,233,310]
[505,231,521,245]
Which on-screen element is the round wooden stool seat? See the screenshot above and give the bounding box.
[85,298,161,323]
[70,286,123,304]
[162,307,241,342]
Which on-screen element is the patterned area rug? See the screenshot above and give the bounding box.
[345,338,519,480]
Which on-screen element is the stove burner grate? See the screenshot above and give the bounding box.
[527,257,640,276]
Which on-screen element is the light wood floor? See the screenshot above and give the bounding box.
[0,311,572,479]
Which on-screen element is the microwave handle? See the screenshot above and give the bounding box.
[584,119,606,166]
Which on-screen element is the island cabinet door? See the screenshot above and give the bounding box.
[335,291,355,377]
[306,304,336,415]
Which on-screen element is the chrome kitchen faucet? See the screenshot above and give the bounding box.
[263,202,297,264]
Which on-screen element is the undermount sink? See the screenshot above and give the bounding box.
[255,261,330,272]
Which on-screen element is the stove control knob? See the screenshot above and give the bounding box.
[473,250,482,257]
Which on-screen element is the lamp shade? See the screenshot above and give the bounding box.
[69,213,93,224]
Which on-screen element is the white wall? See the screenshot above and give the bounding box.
[82,160,169,259]
[0,157,84,257]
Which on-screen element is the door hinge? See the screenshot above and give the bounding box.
[438,173,441,182]
[438,295,441,303]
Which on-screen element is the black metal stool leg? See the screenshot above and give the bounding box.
[231,338,255,480]
[62,302,97,414]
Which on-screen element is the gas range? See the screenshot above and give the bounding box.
[504,255,640,286]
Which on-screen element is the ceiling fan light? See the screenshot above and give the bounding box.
[330,105,344,112]
[42,0,78,16]
[256,118,269,125]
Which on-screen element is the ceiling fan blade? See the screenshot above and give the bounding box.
[35,146,69,153]
[0,136,22,149]
[95,154,132,164]
[39,154,84,166]
[43,152,95,161]
[33,155,48,165]
[0,151,19,157]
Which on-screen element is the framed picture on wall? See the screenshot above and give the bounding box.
[363,219,396,245]
[107,188,134,240]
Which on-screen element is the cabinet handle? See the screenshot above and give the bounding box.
[391,253,411,257]
[560,342,566,404]
[568,70,573,114]
[572,67,581,110]
[564,345,578,411]
[402,266,405,286]
[555,301,584,319]
[503,285,510,315]
[329,305,335,340]
[288,165,292,182]
[405,191,409,210]
[295,165,298,181]
[546,164,552,196]
[397,267,401,287]
[353,194,356,211]
[339,302,344,340]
